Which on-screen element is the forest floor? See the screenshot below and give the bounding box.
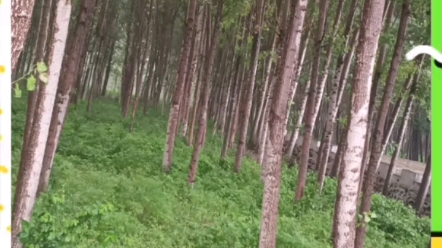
[11,98,430,248]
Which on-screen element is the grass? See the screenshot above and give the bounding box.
[11,98,430,248]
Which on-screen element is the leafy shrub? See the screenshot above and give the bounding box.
[12,98,430,247]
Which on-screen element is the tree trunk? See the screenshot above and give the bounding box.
[162,0,198,172]
[18,0,52,184]
[12,1,71,247]
[188,51,204,146]
[120,7,136,117]
[316,0,358,190]
[37,0,97,195]
[259,0,308,246]
[295,0,330,202]
[283,26,310,141]
[414,152,431,213]
[100,39,115,96]
[234,0,266,173]
[12,0,37,71]
[181,5,204,137]
[355,1,410,246]
[221,55,242,158]
[253,36,276,151]
[331,0,385,246]
[358,0,395,194]
[286,71,311,161]
[0,0,13,245]
[382,60,422,195]
[188,0,223,185]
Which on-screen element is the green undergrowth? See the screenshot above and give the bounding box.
[11,98,430,248]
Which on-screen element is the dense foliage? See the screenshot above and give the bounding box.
[11,99,430,248]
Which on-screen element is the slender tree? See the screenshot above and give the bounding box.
[163,0,199,172]
[12,1,72,247]
[37,0,97,195]
[295,0,330,202]
[259,0,308,246]
[331,0,385,246]
[234,0,266,173]
[188,0,224,185]
[18,0,52,185]
[415,151,431,213]
[382,58,423,195]
[356,1,410,246]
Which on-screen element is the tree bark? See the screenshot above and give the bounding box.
[12,1,71,247]
[382,59,422,195]
[355,1,410,246]
[188,0,223,185]
[221,54,242,158]
[295,0,330,202]
[18,0,52,184]
[331,0,385,246]
[12,0,37,71]
[181,5,204,137]
[234,0,266,173]
[415,152,431,213]
[316,0,358,190]
[358,0,395,194]
[259,0,308,246]
[286,68,312,162]
[37,0,97,195]
[253,36,276,152]
[162,0,198,172]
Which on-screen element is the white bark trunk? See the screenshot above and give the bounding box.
[11,1,71,247]
[0,0,12,245]
[259,0,308,246]
[332,0,385,246]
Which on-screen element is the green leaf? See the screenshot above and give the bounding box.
[39,72,49,84]
[27,75,37,91]
[14,83,22,98]
[36,62,48,73]
[364,215,371,223]
[371,212,377,219]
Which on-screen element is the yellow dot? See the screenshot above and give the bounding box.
[6,226,11,233]
[0,65,5,74]
[0,135,3,141]
[0,109,3,115]
[0,165,8,174]
[0,205,4,212]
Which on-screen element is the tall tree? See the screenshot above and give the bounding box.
[12,1,72,247]
[37,0,97,195]
[18,0,52,188]
[357,0,395,194]
[316,0,359,190]
[382,59,423,195]
[259,0,308,246]
[188,0,224,184]
[162,0,198,172]
[234,0,266,173]
[295,0,330,202]
[355,1,410,246]
[331,0,385,246]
